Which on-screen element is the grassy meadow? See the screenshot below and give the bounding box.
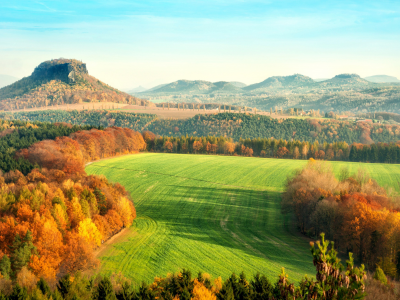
[85,154,400,285]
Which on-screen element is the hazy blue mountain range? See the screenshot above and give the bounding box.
[134,73,397,96]
[140,80,243,95]
[364,75,400,83]
[243,74,314,91]
[0,75,19,88]
[130,73,400,114]
[229,81,247,88]
[127,85,147,93]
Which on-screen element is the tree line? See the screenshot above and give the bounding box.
[349,143,400,163]
[0,234,369,300]
[143,133,400,164]
[282,159,400,278]
[0,120,95,175]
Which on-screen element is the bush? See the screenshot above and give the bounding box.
[373,266,388,285]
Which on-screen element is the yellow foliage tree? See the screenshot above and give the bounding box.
[78,218,102,248]
[192,279,216,300]
[69,197,85,228]
[116,197,133,227]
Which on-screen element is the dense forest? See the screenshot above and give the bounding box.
[0,110,157,132]
[0,120,95,174]
[0,124,145,289]
[349,143,400,163]
[146,113,400,144]
[282,160,400,278]
[4,111,400,145]
[0,236,369,300]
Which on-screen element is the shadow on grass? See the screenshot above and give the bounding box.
[135,184,313,270]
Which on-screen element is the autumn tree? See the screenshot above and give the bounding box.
[193,141,203,154]
[293,147,300,159]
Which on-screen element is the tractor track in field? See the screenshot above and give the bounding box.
[89,164,270,191]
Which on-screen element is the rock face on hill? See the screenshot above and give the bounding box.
[0,59,151,110]
[32,59,88,84]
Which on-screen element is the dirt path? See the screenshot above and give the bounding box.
[93,227,134,259]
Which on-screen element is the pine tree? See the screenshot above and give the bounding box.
[57,274,72,298]
[250,273,273,299]
[9,231,37,277]
[0,254,11,279]
[8,284,29,300]
[97,277,116,300]
[37,277,51,296]
[180,288,191,300]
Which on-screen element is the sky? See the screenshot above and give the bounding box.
[0,0,400,90]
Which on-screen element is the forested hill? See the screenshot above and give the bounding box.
[2,110,400,144]
[0,58,150,110]
[146,113,400,144]
[0,110,158,131]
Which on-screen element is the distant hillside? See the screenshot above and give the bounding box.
[0,74,19,88]
[229,81,247,88]
[244,74,315,91]
[317,74,371,88]
[4,110,400,145]
[127,85,147,93]
[0,110,157,131]
[364,75,400,83]
[145,79,242,95]
[0,58,150,110]
[125,73,400,114]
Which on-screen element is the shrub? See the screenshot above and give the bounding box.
[373,266,388,285]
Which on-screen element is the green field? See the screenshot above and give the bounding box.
[86,154,400,285]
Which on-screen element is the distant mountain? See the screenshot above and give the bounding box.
[243,74,315,91]
[0,59,149,110]
[229,81,247,88]
[145,80,242,95]
[317,74,371,88]
[127,85,147,93]
[314,78,329,82]
[364,75,400,83]
[0,75,19,88]
[145,83,169,92]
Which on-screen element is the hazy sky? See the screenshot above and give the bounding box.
[1,0,400,90]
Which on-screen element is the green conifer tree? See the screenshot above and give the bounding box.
[8,284,29,300]
[97,277,116,300]
[37,277,51,296]
[57,274,73,298]
[9,231,37,277]
[0,254,11,279]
